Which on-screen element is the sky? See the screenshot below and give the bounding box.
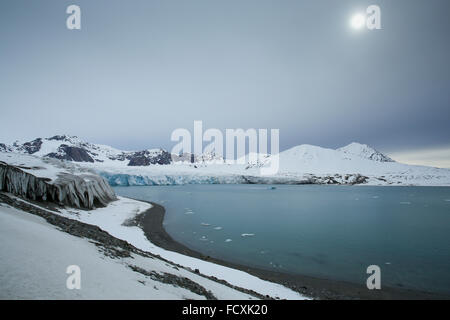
[0,0,449,167]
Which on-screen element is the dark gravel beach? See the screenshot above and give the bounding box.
[140,201,450,300]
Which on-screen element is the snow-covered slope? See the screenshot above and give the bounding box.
[0,203,265,299]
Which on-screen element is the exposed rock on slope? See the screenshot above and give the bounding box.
[13,138,43,154]
[127,149,172,166]
[0,161,116,209]
[46,144,95,163]
[0,143,11,152]
[337,142,394,162]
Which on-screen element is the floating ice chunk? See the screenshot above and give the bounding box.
[225,239,232,242]
[445,199,450,202]
[385,262,391,265]
[241,233,255,237]
[213,226,223,230]
[199,236,208,241]
[201,223,211,226]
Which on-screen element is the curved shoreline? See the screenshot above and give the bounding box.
[141,201,449,300]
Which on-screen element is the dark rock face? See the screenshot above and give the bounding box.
[128,149,172,166]
[16,138,43,154]
[0,143,10,152]
[46,145,94,163]
[352,174,369,184]
[127,152,152,166]
[47,135,68,141]
[0,161,116,209]
[367,152,394,163]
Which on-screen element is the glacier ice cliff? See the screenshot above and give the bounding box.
[99,172,369,186]
[0,161,117,209]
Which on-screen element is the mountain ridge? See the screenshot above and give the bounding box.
[1,134,394,166]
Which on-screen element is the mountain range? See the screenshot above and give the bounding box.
[1,135,450,186]
[1,134,392,165]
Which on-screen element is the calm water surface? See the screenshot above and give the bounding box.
[114,185,450,294]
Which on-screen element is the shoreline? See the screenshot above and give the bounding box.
[141,201,450,300]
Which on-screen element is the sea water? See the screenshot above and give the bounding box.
[114,185,450,294]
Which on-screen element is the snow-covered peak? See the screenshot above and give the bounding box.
[281,144,335,160]
[337,142,394,163]
[47,134,84,144]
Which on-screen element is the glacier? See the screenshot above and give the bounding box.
[0,155,116,209]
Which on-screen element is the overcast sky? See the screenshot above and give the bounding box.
[1,0,449,166]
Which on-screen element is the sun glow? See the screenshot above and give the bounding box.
[350,13,366,29]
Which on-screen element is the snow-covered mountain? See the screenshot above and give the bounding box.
[4,135,172,166]
[2,135,450,186]
[2,135,393,166]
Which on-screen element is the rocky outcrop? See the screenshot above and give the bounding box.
[128,149,172,166]
[47,135,70,141]
[46,145,95,163]
[14,138,43,154]
[0,161,116,209]
[0,143,11,152]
